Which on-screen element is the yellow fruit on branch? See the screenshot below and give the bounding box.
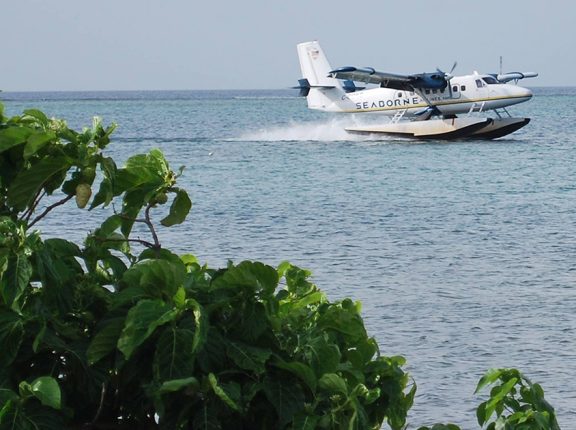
[75,183,92,208]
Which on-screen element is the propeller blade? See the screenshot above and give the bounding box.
[436,61,457,80]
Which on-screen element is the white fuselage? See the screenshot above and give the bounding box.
[316,73,533,117]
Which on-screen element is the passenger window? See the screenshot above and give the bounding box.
[460,85,466,91]
[397,92,403,98]
[425,89,430,95]
[452,85,458,92]
[432,89,437,94]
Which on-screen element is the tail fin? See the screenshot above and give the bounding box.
[296,41,352,112]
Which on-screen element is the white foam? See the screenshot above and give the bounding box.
[235,118,393,142]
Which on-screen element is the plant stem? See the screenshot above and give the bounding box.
[21,189,45,223]
[28,194,74,229]
[143,204,161,249]
[94,236,157,249]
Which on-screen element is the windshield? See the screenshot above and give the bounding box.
[482,76,500,85]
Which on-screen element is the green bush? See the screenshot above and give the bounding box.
[0,103,560,429]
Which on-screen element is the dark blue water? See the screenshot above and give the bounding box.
[2,88,575,428]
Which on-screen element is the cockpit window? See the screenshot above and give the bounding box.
[482,76,499,85]
[475,79,484,88]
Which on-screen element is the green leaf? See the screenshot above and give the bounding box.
[20,377,62,410]
[0,387,18,409]
[475,368,503,394]
[97,214,123,237]
[90,157,117,208]
[121,259,186,299]
[284,264,315,296]
[226,342,271,374]
[196,328,227,374]
[158,376,199,395]
[476,402,490,427]
[124,150,169,182]
[117,299,177,359]
[154,327,195,381]
[139,248,182,265]
[192,403,222,430]
[483,377,518,424]
[277,260,291,277]
[273,361,317,393]
[347,337,378,368]
[292,413,319,430]
[318,302,367,341]
[292,291,325,310]
[1,253,33,309]
[87,317,125,365]
[23,108,49,127]
[0,127,32,154]
[161,188,192,227]
[208,373,242,412]
[32,323,47,353]
[230,300,269,342]
[263,376,305,427]
[307,336,341,376]
[119,189,149,237]
[534,411,551,428]
[213,261,279,296]
[110,285,147,309]
[44,238,81,257]
[7,156,70,211]
[23,131,56,159]
[0,249,8,280]
[0,400,65,430]
[318,373,348,395]
[185,298,207,353]
[173,286,186,308]
[0,309,24,367]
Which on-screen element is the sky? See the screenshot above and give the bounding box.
[2,0,575,91]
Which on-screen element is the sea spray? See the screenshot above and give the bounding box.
[235,117,394,142]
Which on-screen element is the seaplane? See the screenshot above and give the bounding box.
[296,41,538,139]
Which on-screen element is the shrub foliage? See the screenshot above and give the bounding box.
[0,103,560,429]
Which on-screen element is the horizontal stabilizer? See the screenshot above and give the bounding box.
[292,78,335,97]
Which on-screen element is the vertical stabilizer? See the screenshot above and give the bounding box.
[296,41,352,112]
[297,41,339,87]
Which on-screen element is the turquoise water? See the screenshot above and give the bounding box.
[2,88,575,428]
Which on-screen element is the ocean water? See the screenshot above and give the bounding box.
[2,88,575,428]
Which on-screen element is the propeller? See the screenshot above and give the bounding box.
[437,61,458,81]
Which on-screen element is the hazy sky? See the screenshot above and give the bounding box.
[3,0,574,91]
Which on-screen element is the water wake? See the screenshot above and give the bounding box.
[236,118,392,142]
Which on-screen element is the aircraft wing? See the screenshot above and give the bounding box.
[328,67,414,90]
[495,72,538,83]
[328,66,448,91]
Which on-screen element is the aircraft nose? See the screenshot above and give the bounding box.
[517,86,533,99]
